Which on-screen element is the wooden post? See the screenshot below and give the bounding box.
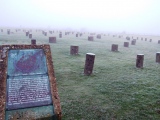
[131,39,136,45]
[136,54,144,68]
[111,44,118,51]
[156,52,160,63]
[70,46,79,55]
[59,34,62,38]
[88,36,94,41]
[29,34,32,38]
[31,39,36,45]
[49,37,56,43]
[124,42,129,47]
[84,53,95,75]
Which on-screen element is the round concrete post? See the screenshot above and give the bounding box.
[7,30,10,35]
[126,36,130,40]
[44,32,47,36]
[156,52,160,63]
[124,42,129,47]
[84,53,95,75]
[29,34,32,38]
[88,36,94,41]
[70,46,79,55]
[76,34,78,37]
[26,32,29,36]
[131,40,136,45]
[136,54,144,68]
[49,37,56,43]
[97,34,101,39]
[59,34,62,38]
[150,39,152,42]
[111,44,118,51]
[31,39,36,45]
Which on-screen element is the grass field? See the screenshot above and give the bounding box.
[0,28,160,120]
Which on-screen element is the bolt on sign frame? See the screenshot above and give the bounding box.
[0,44,61,120]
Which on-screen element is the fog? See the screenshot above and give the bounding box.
[0,0,160,35]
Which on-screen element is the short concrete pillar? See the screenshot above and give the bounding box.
[29,34,32,38]
[119,35,121,38]
[70,46,79,55]
[80,33,82,36]
[136,54,144,68]
[7,30,10,34]
[44,32,47,36]
[26,31,29,36]
[126,36,130,40]
[145,38,147,41]
[31,39,36,45]
[49,37,56,43]
[150,39,152,42]
[97,34,101,39]
[158,40,160,44]
[76,34,78,37]
[137,37,138,40]
[141,38,143,40]
[111,44,118,51]
[88,36,94,41]
[156,52,160,63]
[59,34,62,38]
[1,29,3,32]
[49,31,52,34]
[84,53,95,75]
[131,40,136,45]
[124,42,129,47]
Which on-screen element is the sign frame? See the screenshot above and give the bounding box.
[0,44,61,120]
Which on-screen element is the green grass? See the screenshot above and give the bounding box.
[0,28,160,120]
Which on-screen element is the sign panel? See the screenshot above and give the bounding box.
[0,45,61,120]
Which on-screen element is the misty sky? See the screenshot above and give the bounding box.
[0,0,160,34]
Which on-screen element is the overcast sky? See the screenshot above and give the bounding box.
[0,0,160,34]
